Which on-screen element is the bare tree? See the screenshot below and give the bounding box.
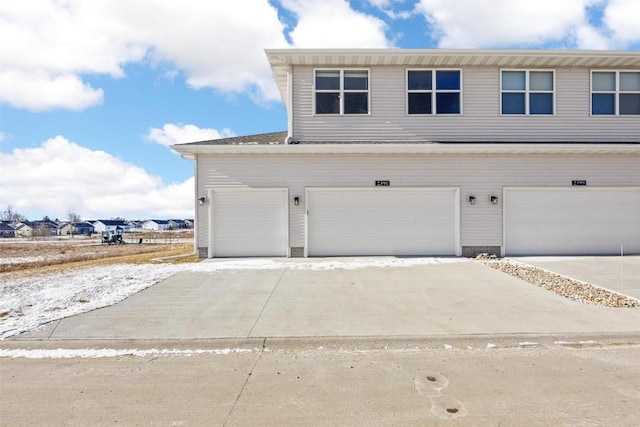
[67,209,82,238]
[0,204,26,222]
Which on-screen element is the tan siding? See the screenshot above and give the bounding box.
[195,154,640,251]
[292,66,640,142]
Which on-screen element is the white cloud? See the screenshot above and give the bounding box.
[367,0,413,19]
[0,70,104,111]
[604,0,640,45]
[0,136,194,220]
[281,0,391,48]
[415,0,602,48]
[146,124,236,148]
[0,0,289,111]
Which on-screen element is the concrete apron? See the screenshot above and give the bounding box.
[13,258,640,342]
[510,255,640,300]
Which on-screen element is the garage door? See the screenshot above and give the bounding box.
[306,188,460,256]
[209,188,288,257]
[504,187,640,256]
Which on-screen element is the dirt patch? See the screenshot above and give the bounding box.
[0,239,198,276]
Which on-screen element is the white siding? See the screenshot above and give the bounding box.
[292,66,640,142]
[195,153,640,252]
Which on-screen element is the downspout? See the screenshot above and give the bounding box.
[287,64,293,144]
[192,155,200,256]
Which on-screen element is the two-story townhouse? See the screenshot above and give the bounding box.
[173,49,640,259]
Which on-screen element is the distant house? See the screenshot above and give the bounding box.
[142,220,171,231]
[13,222,33,238]
[183,219,194,229]
[15,221,57,238]
[127,220,144,231]
[57,222,73,235]
[168,219,186,230]
[73,222,95,235]
[0,222,16,238]
[93,220,128,234]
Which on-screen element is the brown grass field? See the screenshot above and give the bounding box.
[0,236,199,277]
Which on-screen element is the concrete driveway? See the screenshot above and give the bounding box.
[511,255,640,300]
[15,257,640,341]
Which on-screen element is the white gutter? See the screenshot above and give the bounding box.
[172,143,640,157]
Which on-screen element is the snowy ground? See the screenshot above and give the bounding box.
[0,257,464,340]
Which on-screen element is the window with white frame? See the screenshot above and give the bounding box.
[315,69,369,115]
[407,70,461,114]
[501,70,554,115]
[592,71,640,115]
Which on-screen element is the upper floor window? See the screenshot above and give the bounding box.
[501,70,554,115]
[407,70,461,115]
[592,71,640,115]
[315,69,369,115]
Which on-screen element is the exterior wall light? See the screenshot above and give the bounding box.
[198,196,207,206]
[293,196,300,206]
[468,195,476,205]
[490,195,499,205]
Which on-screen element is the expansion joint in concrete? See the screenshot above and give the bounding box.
[247,268,287,337]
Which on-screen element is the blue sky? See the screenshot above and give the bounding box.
[1,0,639,221]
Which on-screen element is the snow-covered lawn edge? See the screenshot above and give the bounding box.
[0,347,255,359]
[1,257,465,340]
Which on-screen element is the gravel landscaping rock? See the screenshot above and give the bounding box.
[483,259,639,308]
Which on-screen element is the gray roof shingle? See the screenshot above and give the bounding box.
[177,131,288,146]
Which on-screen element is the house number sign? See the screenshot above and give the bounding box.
[375,180,390,186]
[572,180,587,186]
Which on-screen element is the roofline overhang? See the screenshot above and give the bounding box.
[172,143,640,159]
[265,48,640,107]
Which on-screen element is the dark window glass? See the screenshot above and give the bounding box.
[315,71,340,90]
[344,93,368,114]
[316,93,340,114]
[408,93,432,114]
[502,93,525,114]
[592,93,615,115]
[436,93,460,114]
[529,93,553,114]
[620,94,640,115]
[436,70,460,90]
[408,71,432,90]
[344,71,368,90]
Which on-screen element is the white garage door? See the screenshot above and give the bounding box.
[504,187,640,256]
[209,188,288,257]
[306,188,460,257]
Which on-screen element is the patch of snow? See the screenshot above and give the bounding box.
[0,256,50,265]
[444,344,453,349]
[518,342,538,347]
[201,256,467,271]
[486,343,497,348]
[0,348,255,359]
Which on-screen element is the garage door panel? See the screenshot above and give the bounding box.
[505,188,640,256]
[211,189,288,257]
[307,188,459,257]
